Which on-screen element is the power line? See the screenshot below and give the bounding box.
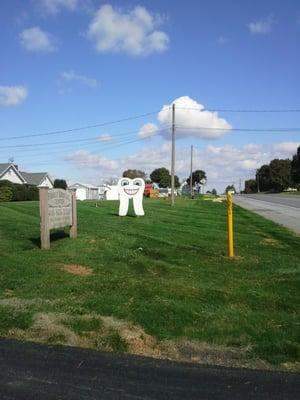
[65,133,165,156]
[4,136,137,155]
[176,125,300,132]
[0,109,169,142]
[2,104,300,143]
[0,126,167,150]
[175,107,300,113]
[6,130,166,161]
[3,103,300,143]
[0,133,132,150]
[4,123,299,153]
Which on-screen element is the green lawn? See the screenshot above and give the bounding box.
[0,198,299,371]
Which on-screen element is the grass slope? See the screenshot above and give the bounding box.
[0,198,299,370]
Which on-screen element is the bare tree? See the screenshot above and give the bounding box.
[104,177,118,185]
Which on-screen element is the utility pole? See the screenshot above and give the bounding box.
[171,103,175,206]
[190,145,194,199]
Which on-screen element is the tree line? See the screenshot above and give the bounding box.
[244,146,300,193]
[122,168,208,190]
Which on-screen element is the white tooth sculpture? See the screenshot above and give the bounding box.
[117,178,145,217]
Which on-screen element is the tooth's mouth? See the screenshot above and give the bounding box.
[124,188,139,195]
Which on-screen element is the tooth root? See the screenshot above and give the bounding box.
[119,194,129,216]
[133,193,144,216]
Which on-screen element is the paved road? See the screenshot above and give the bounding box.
[233,194,300,234]
[0,339,299,400]
[238,193,300,209]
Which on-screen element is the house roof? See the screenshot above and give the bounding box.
[0,163,26,183]
[0,163,11,175]
[69,182,99,190]
[20,172,51,186]
[0,163,53,186]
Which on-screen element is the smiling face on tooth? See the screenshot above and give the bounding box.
[118,178,144,198]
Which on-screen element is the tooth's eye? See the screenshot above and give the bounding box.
[133,180,142,186]
[121,180,130,186]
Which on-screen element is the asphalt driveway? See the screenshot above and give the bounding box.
[0,339,299,400]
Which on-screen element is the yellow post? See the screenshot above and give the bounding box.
[227,191,234,257]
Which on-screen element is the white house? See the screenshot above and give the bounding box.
[68,183,99,201]
[0,163,26,184]
[0,163,53,187]
[100,185,119,200]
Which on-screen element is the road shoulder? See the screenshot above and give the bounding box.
[233,195,300,235]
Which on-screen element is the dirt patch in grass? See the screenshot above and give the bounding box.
[8,313,79,346]
[7,313,159,357]
[203,197,225,203]
[281,361,300,371]
[101,316,160,357]
[6,311,280,370]
[221,255,246,262]
[62,264,94,276]
[213,198,225,203]
[161,340,272,370]
[261,237,284,248]
[32,313,79,345]
[3,289,14,297]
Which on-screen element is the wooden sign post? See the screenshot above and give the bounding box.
[39,187,77,249]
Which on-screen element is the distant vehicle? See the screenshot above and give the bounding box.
[144,183,159,198]
[158,188,169,198]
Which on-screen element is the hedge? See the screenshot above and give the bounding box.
[0,186,13,202]
[0,180,39,202]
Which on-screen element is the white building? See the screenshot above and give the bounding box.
[0,163,53,187]
[68,183,99,201]
[103,185,119,200]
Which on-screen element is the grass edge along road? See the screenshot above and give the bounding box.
[0,198,299,372]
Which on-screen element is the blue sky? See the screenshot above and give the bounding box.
[0,0,300,192]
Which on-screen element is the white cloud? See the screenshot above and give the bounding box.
[138,123,159,138]
[36,0,80,14]
[87,4,169,56]
[65,142,300,192]
[0,86,28,107]
[97,133,113,142]
[272,142,300,155]
[20,27,55,52]
[61,71,98,88]
[156,96,232,139]
[248,14,274,34]
[66,150,118,171]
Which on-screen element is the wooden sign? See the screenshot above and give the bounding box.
[39,187,77,249]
